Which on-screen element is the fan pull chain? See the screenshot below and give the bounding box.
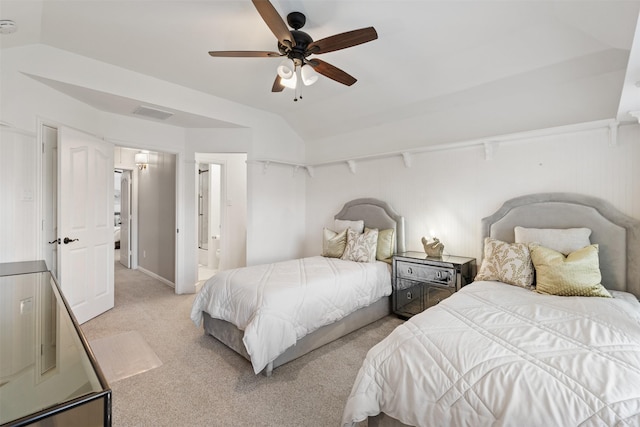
[294,66,302,101]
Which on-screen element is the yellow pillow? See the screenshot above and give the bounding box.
[530,244,611,297]
[371,228,395,262]
[322,228,347,258]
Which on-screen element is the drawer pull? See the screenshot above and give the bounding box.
[407,267,412,274]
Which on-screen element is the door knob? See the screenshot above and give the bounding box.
[48,238,60,244]
[63,237,79,244]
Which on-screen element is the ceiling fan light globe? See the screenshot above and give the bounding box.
[281,73,297,89]
[277,59,295,79]
[301,65,318,86]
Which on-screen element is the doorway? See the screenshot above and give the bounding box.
[197,163,221,282]
[114,147,177,287]
[195,152,247,281]
[114,169,132,268]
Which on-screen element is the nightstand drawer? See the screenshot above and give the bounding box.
[424,286,455,309]
[394,280,423,317]
[396,262,455,287]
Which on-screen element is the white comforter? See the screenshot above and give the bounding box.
[343,281,640,427]
[191,256,391,374]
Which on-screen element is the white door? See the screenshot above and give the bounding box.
[120,170,132,268]
[58,127,114,324]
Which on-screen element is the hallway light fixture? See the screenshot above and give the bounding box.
[135,152,149,170]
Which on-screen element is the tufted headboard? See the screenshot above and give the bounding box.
[334,198,406,254]
[481,193,640,298]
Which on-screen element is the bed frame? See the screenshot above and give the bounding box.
[202,198,405,376]
[367,192,640,427]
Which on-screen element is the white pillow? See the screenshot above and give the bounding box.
[334,219,364,234]
[514,226,591,256]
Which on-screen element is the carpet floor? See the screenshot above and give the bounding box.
[81,260,403,426]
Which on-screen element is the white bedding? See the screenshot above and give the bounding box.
[342,281,640,427]
[191,256,392,374]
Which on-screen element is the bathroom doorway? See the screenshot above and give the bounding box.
[195,152,247,283]
[197,163,221,282]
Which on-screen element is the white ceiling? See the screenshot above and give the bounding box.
[1,0,639,144]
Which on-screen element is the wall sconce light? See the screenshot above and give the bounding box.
[135,152,149,170]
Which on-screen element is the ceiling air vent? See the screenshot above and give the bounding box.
[132,105,174,121]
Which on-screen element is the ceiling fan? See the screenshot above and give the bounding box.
[208,0,378,100]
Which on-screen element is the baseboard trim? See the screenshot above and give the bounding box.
[137,266,175,288]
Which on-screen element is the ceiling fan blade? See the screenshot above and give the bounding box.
[251,0,295,49]
[308,59,357,86]
[272,75,285,92]
[307,27,377,55]
[209,51,282,58]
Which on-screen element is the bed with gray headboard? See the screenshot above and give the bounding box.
[191,198,404,376]
[343,193,640,427]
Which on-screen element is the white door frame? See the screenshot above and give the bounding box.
[119,169,132,268]
[41,125,58,278]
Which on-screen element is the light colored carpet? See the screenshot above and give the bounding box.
[90,330,163,383]
[81,258,404,426]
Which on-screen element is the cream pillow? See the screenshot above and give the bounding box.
[334,219,364,234]
[530,244,611,297]
[342,228,378,263]
[475,237,534,288]
[366,227,395,262]
[322,228,347,258]
[514,226,591,256]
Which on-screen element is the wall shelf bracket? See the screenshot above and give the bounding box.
[609,121,619,147]
[306,166,315,178]
[401,152,412,168]
[347,160,357,174]
[483,141,498,161]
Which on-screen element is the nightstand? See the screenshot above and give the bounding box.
[392,251,476,319]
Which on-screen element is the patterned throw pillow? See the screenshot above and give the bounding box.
[342,228,379,263]
[530,244,611,297]
[475,237,535,288]
[322,228,348,258]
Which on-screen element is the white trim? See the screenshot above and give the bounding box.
[252,118,623,174]
[137,266,175,288]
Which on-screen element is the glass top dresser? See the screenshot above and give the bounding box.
[0,261,111,427]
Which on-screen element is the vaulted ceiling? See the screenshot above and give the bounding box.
[1,0,639,145]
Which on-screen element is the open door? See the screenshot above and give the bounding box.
[58,127,114,324]
[120,170,132,268]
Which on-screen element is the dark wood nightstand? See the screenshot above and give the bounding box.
[392,251,476,319]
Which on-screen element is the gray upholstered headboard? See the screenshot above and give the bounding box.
[335,198,406,254]
[481,193,640,298]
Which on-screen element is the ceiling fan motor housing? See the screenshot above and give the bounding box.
[278,29,313,64]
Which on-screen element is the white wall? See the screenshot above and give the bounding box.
[304,123,640,263]
[0,44,306,293]
[0,129,39,263]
